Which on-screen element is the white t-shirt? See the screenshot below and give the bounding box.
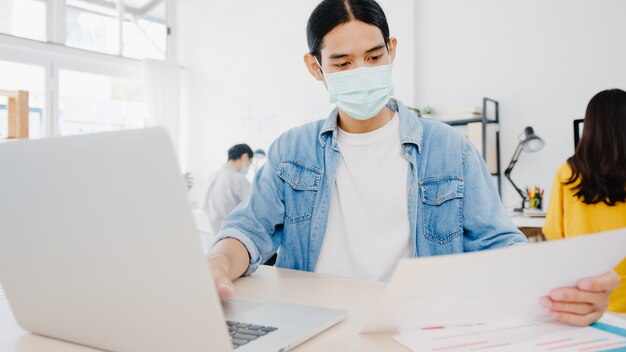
[315,115,412,281]
[202,163,251,233]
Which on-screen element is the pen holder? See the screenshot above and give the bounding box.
[526,185,544,210]
[529,197,542,209]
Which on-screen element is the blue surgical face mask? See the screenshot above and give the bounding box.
[317,54,393,120]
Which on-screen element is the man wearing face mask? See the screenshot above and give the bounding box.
[208,0,620,327]
[202,144,253,234]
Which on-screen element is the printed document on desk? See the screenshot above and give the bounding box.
[393,314,626,352]
[361,228,626,333]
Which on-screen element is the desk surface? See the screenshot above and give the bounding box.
[232,266,398,351]
[1,266,625,352]
[510,212,546,228]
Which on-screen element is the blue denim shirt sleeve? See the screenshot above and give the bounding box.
[461,143,528,250]
[212,138,285,275]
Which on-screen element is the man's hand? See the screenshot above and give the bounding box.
[209,255,236,300]
[207,238,250,301]
[540,271,621,326]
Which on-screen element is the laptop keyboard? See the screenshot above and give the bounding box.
[227,321,278,349]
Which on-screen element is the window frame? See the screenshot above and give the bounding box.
[1,31,145,138]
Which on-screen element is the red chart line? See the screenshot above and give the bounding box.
[536,338,574,346]
[470,342,511,350]
[547,338,610,351]
[578,341,626,352]
[432,341,489,351]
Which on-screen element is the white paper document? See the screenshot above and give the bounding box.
[393,314,626,352]
[361,228,626,333]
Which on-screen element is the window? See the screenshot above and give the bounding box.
[65,0,167,59]
[59,69,147,135]
[122,1,167,60]
[0,0,47,41]
[65,0,120,55]
[1,0,169,60]
[0,60,46,139]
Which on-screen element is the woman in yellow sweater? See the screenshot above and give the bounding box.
[543,88,626,313]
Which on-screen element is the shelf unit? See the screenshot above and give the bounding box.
[443,98,502,196]
[409,98,502,197]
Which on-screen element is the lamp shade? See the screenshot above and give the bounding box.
[521,126,545,153]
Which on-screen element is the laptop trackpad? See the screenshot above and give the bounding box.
[222,299,264,317]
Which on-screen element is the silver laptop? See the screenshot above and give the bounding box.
[0,128,345,352]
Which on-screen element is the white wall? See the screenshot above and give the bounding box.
[414,0,626,208]
[176,0,416,204]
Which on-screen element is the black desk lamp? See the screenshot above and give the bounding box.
[504,126,545,212]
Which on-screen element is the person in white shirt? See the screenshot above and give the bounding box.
[203,144,253,233]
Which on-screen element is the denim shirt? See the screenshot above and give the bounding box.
[215,100,527,275]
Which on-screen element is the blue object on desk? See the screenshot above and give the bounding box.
[591,321,626,338]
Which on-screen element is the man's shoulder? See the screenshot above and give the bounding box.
[279,119,326,142]
[223,167,249,184]
[266,119,326,169]
[419,118,472,152]
[210,165,242,184]
[271,120,325,153]
[420,118,466,139]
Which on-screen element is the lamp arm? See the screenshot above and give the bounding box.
[504,142,527,200]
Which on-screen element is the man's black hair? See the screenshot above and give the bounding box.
[307,0,390,64]
[228,144,253,161]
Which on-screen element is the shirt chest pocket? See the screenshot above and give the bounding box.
[276,161,322,224]
[420,177,464,244]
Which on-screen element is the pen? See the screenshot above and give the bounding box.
[421,323,485,330]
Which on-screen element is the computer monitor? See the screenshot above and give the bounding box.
[574,119,584,149]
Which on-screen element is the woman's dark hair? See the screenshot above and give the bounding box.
[228,144,253,161]
[565,89,626,205]
[306,0,390,64]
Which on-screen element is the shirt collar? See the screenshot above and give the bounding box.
[318,99,423,151]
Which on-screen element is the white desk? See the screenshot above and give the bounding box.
[1,267,625,352]
[509,212,546,242]
[510,213,546,228]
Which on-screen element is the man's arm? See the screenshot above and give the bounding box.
[459,143,620,325]
[461,143,528,251]
[208,137,288,299]
[208,238,250,300]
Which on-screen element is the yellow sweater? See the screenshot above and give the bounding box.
[543,163,626,313]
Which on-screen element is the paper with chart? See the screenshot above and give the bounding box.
[361,228,626,333]
[393,314,626,352]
